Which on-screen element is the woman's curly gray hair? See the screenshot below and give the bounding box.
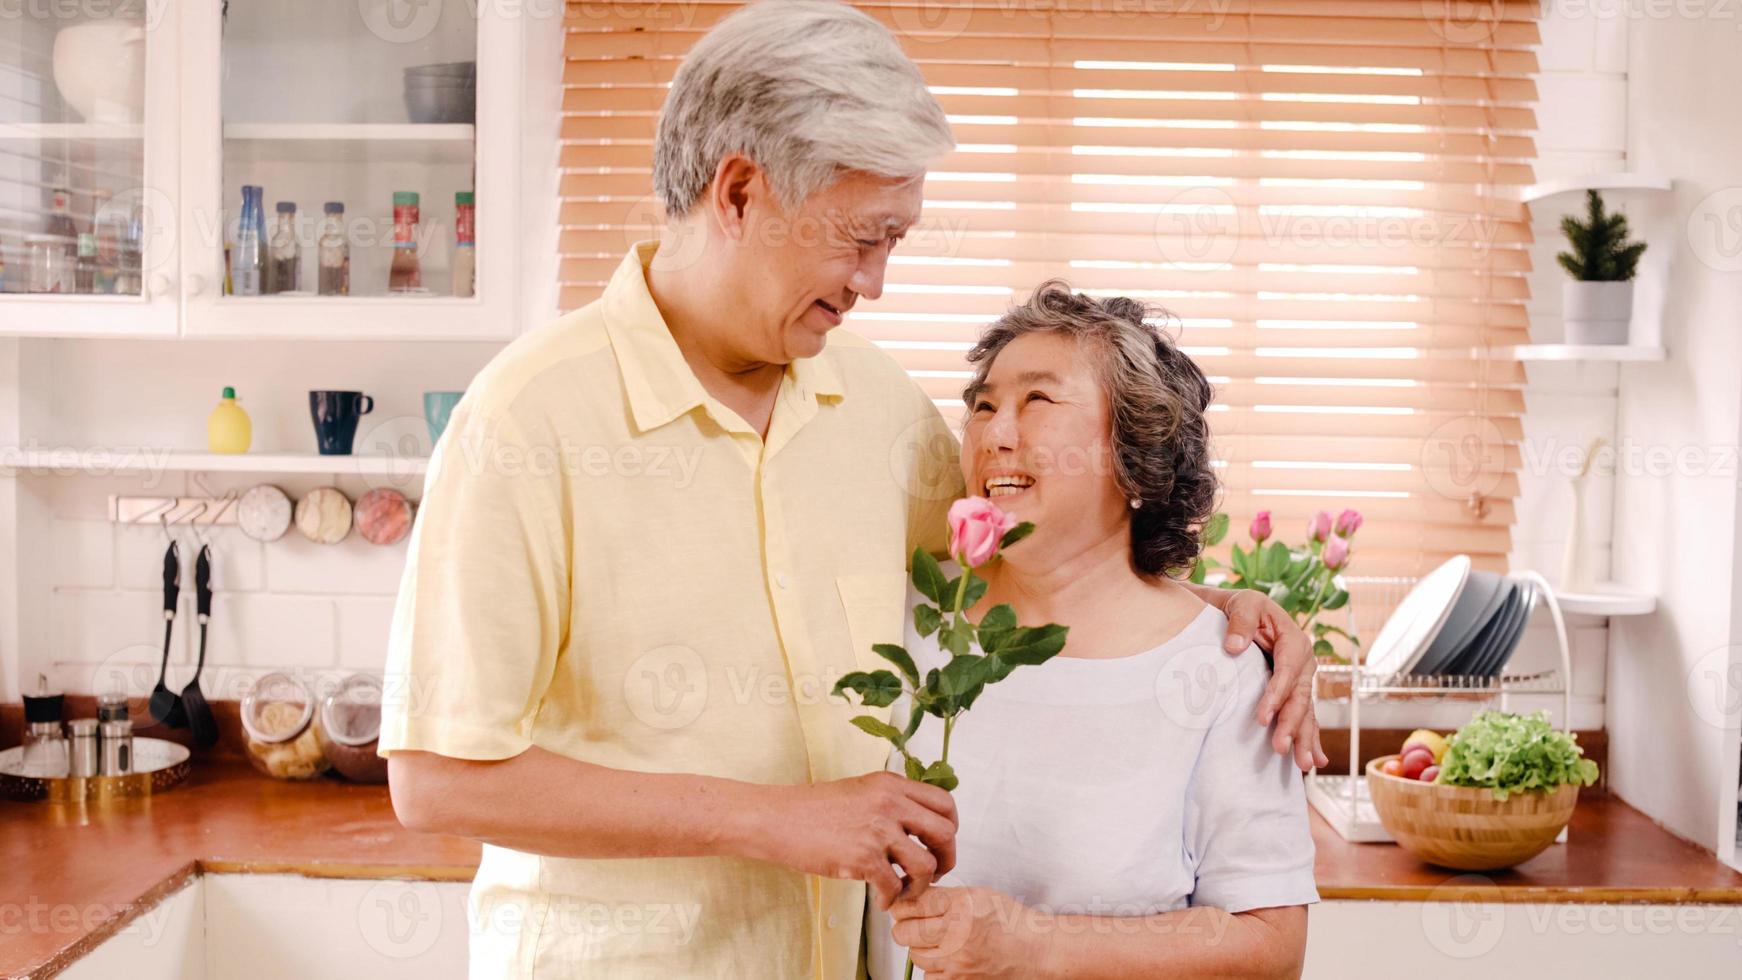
[963,280,1218,579]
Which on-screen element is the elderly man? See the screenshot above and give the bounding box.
[380,2,1326,977]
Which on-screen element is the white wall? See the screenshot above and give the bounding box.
[10,339,499,699]
[1604,6,1742,864]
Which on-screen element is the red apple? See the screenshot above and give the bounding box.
[1402,752,1432,780]
[1421,764,1441,783]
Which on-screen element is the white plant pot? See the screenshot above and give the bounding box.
[52,20,146,125]
[1562,280,1634,345]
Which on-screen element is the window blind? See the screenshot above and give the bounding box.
[557,0,1537,580]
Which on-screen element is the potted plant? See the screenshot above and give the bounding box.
[1557,189,1647,345]
[1194,509,1363,698]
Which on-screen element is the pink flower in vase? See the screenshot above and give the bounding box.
[1249,510,1272,544]
[1335,508,1364,538]
[1323,534,1351,571]
[1306,510,1333,544]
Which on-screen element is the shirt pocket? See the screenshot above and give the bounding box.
[834,571,910,676]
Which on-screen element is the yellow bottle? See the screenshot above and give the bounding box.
[207,386,252,454]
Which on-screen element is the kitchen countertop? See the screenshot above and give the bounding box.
[4,765,1740,979]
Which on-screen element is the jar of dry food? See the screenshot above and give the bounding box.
[317,674,387,783]
[240,672,331,780]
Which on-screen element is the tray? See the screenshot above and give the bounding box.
[0,737,191,803]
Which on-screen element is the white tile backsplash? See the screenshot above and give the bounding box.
[336,596,397,672]
[207,593,337,670]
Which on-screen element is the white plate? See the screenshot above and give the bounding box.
[1365,555,1472,675]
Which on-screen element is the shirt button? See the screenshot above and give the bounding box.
[776,573,790,589]
[826,914,838,929]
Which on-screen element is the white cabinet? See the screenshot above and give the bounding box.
[61,874,471,980]
[0,0,524,340]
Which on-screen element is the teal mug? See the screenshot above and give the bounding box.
[424,391,464,447]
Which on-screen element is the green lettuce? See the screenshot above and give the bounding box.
[1435,711,1600,801]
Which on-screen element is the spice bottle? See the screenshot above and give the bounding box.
[240,672,331,780]
[317,674,387,783]
[387,191,421,293]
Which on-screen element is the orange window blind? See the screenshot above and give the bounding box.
[558,0,1538,579]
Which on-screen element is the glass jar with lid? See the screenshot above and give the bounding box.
[239,672,331,780]
[317,674,387,783]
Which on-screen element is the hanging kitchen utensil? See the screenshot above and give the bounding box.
[180,543,218,747]
[147,536,186,728]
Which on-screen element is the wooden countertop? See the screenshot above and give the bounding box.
[3,765,1740,979]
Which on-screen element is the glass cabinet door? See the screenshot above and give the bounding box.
[0,0,179,334]
[182,0,516,338]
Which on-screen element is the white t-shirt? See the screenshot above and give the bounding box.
[866,587,1319,980]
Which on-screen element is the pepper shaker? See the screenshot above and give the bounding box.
[99,719,134,775]
[67,719,100,778]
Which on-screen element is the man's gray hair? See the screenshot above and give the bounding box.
[653,0,956,218]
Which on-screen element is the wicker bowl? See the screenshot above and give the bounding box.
[1366,756,1580,871]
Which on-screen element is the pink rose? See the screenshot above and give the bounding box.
[1335,508,1363,538]
[1323,534,1351,571]
[1306,510,1333,543]
[948,496,1019,568]
[1249,511,1272,544]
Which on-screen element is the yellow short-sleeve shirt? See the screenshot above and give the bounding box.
[378,242,964,979]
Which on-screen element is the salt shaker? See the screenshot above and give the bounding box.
[99,719,134,775]
[67,719,100,778]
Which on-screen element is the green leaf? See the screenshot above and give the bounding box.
[976,603,1018,652]
[1322,587,1350,611]
[849,715,903,743]
[873,644,920,686]
[1312,638,1334,658]
[911,547,948,604]
[1201,512,1230,547]
[904,756,925,780]
[994,623,1069,666]
[1230,542,1248,580]
[1260,541,1291,580]
[938,623,971,658]
[941,574,989,613]
[1189,559,1207,585]
[913,604,943,638]
[940,654,992,697]
[832,670,903,708]
[921,760,959,792]
[999,522,1035,550]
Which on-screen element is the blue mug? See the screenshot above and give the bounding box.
[424,391,464,447]
[309,390,374,455]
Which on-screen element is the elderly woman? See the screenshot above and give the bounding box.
[382,2,1322,977]
[870,283,1318,979]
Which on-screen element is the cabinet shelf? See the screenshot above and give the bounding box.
[0,448,429,478]
[0,122,144,141]
[1497,344,1666,362]
[1521,172,1673,204]
[1548,584,1656,617]
[223,123,475,165]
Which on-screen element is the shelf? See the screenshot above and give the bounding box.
[0,122,143,141]
[223,123,474,165]
[1543,584,1656,617]
[0,448,428,478]
[1521,172,1673,204]
[1498,344,1666,362]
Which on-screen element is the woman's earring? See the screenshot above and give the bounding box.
[1129,497,1142,509]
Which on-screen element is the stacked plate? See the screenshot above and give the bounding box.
[1365,556,1536,678]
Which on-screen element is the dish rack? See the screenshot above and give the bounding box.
[1307,569,1575,842]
